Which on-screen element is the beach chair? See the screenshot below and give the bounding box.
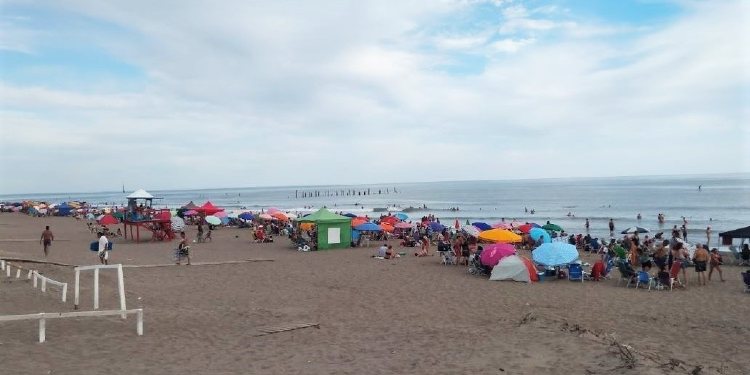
[669,261,684,289]
[653,271,672,291]
[616,261,636,287]
[634,271,654,290]
[568,263,584,282]
[743,272,750,293]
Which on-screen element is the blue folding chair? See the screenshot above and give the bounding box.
[568,263,584,283]
[635,271,653,290]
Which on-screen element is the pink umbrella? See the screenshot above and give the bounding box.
[480,243,517,268]
[395,222,413,229]
[184,210,198,216]
[267,207,280,214]
[259,213,273,220]
[213,211,228,218]
[492,222,513,229]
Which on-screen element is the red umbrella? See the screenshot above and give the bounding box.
[198,201,223,215]
[480,243,516,267]
[98,214,119,225]
[518,223,539,233]
[380,216,398,224]
[395,222,413,229]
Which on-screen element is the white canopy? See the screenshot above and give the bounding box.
[126,189,154,199]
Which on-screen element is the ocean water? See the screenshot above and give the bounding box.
[2,174,748,245]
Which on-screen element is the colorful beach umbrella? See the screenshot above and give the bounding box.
[518,223,540,233]
[461,225,481,238]
[472,222,492,231]
[492,222,513,229]
[542,223,563,232]
[267,207,280,214]
[529,227,552,244]
[272,212,288,221]
[478,229,522,243]
[98,214,119,225]
[429,222,445,231]
[355,222,382,231]
[258,213,273,220]
[380,223,395,232]
[238,212,254,220]
[532,242,579,267]
[351,217,367,227]
[480,243,517,268]
[184,210,198,216]
[394,213,408,221]
[205,215,221,225]
[395,222,413,229]
[213,211,228,218]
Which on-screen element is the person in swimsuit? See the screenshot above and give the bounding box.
[40,225,54,257]
[692,244,709,286]
[670,242,689,288]
[708,248,725,282]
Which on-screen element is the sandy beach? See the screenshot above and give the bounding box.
[1,213,747,374]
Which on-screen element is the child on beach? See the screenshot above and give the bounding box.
[708,248,725,282]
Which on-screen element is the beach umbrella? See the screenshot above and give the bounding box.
[272,212,288,221]
[492,222,513,229]
[612,245,627,259]
[542,223,563,232]
[621,226,650,234]
[380,223,394,232]
[480,243,517,267]
[98,214,119,225]
[355,222,382,231]
[285,212,297,219]
[517,223,540,233]
[472,222,492,231]
[238,212,254,221]
[213,211,228,218]
[171,216,185,231]
[343,213,357,218]
[220,217,230,225]
[86,213,95,220]
[529,227,552,244]
[395,222,413,229]
[184,210,198,216]
[532,242,579,267]
[258,213,273,220]
[429,222,445,231]
[478,229,522,243]
[351,217,367,227]
[381,216,398,225]
[205,215,221,225]
[461,225,481,238]
[394,213,408,221]
[267,207,280,214]
[226,211,239,219]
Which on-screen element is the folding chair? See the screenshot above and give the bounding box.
[634,271,654,290]
[568,263,584,283]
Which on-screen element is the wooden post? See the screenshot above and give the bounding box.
[39,314,46,343]
[6,264,10,277]
[136,309,143,335]
[33,272,38,288]
[93,268,99,309]
[61,283,67,303]
[27,270,32,279]
[74,269,80,310]
[117,264,126,318]
[16,268,21,278]
[41,278,46,292]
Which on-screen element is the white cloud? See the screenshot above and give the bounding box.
[0,0,747,193]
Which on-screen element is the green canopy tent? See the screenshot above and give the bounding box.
[298,208,352,250]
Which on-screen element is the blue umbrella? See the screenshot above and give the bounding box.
[343,213,357,218]
[220,217,230,225]
[429,222,445,231]
[472,222,492,231]
[355,222,382,231]
[394,213,408,220]
[238,212,254,220]
[529,227,551,244]
[532,242,579,267]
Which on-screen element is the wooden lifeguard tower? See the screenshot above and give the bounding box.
[122,189,175,242]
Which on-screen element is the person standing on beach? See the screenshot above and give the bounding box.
[681,224,688,241]
[705,226,711,247]
[585,218,590,232]
[97,231,110,265]
[608,219,614,237]
[708,248,725,282]
[692,244,709,286]
[40,225,54,257]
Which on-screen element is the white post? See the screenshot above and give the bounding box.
[6,264,10,277]
[15,268,20,278]
[136,309,143,336]
[117,264,126,318]
[74,269,80,309]
[39,315,46,343]
[93,268,99,310]
[27,270,32,279]
[61,283,67,303]
[0,259,4,270]
[33,272,38,288]
[41,278,47,293]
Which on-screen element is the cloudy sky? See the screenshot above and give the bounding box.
[0,0,748,194]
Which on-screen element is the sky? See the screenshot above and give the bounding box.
[0,0,748,194]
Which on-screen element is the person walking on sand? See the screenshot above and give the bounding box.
[708,248,725,282]
[692,244,709,286]
[40,225,54,257]
[97,231,110,265]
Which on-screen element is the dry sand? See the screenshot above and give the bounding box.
[0,214,747,374]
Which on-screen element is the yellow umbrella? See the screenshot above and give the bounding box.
[300,222,315,231]
[478,229,522,243]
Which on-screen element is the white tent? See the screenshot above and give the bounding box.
[126,189,154,199]
[489,255,534,283]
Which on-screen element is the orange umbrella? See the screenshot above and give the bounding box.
[352,217,367,227]
[300,222,315,231]
[272,212,288,221]
[478,229,522,243]
[380,223,394,232]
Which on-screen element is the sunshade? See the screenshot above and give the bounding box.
[355,222,382,231]
[461,225,481,237]
[258,213,273,220]
[213,211,228,218]
[198,201,223,215]
[472,222,492,231]
[542,223,563,232]
[621,226,650,234]
[98,214,118,225]
[395,222,413,229]
[285,213,297,219]
[380,223,395,232]
[532,242,579,267]
[300,222,315,231]
[205,215,221,225]
[351,217,368,227]
[480,243,517,267]
[492,222,512,229]
[529,227,551,244]
[429,222,445,231]
[478,229,522,243]
[272,212,288,221]
[343,213,357,218]
[238,212,254,220]
[267,207,280,214]
[184,210,198,216]
[394,213,408,220]
[518,223,540,233]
